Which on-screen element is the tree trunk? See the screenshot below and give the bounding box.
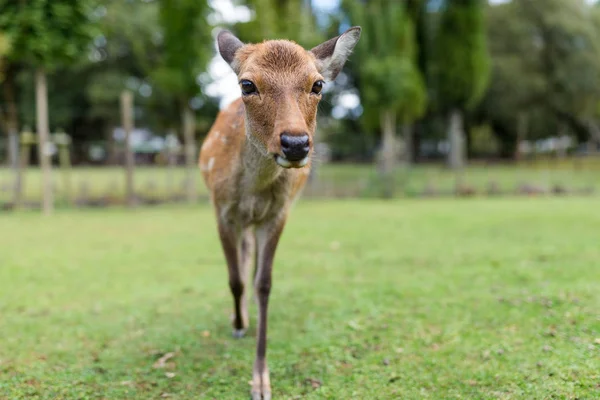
[3,68,19,169]
[447,108,465,169]
[2,67,21,204]
[557,124,569,159]
[182,103,197,204]
[401,123,413,166]
[412,121,422,164]
[587,120,600,153]
[166,127,177,198]
[464,116,473,160]
[35,67,53,215]
[104,123,115,165]
[515,112,529,161]
[308,118,323,187]
[120,90,135,207]
[379,109,396,198]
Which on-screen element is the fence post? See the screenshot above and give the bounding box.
[120,90,135,207]
[36,68,54,215]
[14,128,35,208]
[165,129,177,200]
[53,129,72,206]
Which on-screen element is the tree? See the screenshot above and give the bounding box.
[342,0,426,197]
[237,0,323,47]
[0,33,19,170]
[519,0,600,143]
[478,0,600,157]
[86,0,164,163]
[153,0,212,204]
[0,0,96,214]
[432,0,490,168]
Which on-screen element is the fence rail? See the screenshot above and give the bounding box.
[1,156,599,210]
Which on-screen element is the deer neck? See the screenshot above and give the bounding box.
[240,124,286,193]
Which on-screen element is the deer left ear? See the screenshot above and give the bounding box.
[217,30,245,73]
[310,26,361,82]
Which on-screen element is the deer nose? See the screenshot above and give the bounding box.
[280,133,310,162]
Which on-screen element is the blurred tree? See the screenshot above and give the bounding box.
[0,0,97,214]
[86,0,163,163]
[153,0,212,204]
[237,0,323,47]
[0,33,10,81]
[0,33,20,170]
[432,0,490,168]
[342,0,426,197]
[475,1,546,158]
[478,0,600,158]
[519,0,600,143]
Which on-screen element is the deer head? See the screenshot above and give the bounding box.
[217,27,361,168]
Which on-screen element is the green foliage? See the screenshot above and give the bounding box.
[237,0,323,47]
[343,0,426,128]
[154,0,212,99]
[521,0,600,129]
[432,0,490,111]
[0,32,11,81]
[0,0,97,69]
[478,0,600,151]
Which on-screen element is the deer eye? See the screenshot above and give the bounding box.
[240,80,257,96]
[311,80,324,95]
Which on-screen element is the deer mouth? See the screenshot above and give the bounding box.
[275,155,309,169]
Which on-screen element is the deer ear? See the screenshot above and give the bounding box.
[217,30,244,72]
[310,26,361,81]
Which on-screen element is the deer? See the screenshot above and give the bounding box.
[199,26,361,400]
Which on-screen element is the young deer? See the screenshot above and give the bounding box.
[199,27,361,399]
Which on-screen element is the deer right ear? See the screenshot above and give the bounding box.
[310,26,361,81]
[217,30,244,72]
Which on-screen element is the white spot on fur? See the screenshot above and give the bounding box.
[220,136,228,144]
[201,157,215,172]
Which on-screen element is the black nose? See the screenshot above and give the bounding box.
[280,133,310,162]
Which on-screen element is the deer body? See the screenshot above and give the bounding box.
[199,27,361,400]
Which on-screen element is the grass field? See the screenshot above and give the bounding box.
[1,198,599,399]
[1,159,599,205]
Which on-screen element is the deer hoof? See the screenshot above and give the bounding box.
[250,389,271,400]
[232,328,246,339]
[250,370,271,399]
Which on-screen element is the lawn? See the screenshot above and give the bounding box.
[1,158,599,204]
[1,198,599,399]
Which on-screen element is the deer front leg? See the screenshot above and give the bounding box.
[217,222,252,338]
[251,219,284,400]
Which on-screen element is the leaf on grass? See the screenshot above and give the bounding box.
[347,320,361,331]
[165,372,176,378]
[304,377,322,389]
[153,352,175,368]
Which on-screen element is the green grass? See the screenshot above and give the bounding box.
[1,198,599,399]
[1,159,599,204]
